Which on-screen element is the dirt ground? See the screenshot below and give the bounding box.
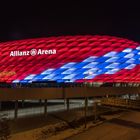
[8,106,108,139]
[8,107,140,140]
[66,111,140,140]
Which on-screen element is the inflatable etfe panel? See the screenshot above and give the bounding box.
[0,35,139,83]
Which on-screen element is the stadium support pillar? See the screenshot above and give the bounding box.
[44,99,47,116]
[0,102,1,110]
[128,94,131,100]
[94,101,97,122]
[62,87,66,109]
[66,99,69,111]
[39,99,42,105]
[22,100,24,108]
[14,100,18,119]
[84,97,88,128]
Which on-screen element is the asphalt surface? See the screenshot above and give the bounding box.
[66,111,140,140]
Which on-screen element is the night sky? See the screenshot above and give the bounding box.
[0,1,140,42]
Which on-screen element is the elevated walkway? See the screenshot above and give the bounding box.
[0,87,140,101]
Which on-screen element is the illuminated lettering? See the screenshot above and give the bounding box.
[10,49,56,56]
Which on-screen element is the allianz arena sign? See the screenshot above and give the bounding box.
[10,49,57,56]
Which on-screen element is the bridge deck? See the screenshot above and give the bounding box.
[0,87,140,101]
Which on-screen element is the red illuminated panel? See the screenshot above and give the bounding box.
[0,35,139,83]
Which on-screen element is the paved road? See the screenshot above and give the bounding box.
[66,111,140,140]
[0,99,94,119]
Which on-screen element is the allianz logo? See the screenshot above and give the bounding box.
[10,49,57,56]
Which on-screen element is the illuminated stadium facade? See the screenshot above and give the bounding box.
[0,35,140,102]
[0,35,140,84]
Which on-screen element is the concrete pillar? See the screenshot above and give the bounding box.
[39,99,42,105]
[64,99,66,108]
[44,99,47,116]
[128,94,131,100]
[0,102,2,110]
[14,100,18,119]
[84,97,88,128]
[22,100,25,108]
[62,87,66,109]
[66,98,70,111]
[94,102,97,122]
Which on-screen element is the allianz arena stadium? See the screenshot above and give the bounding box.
[1,35,140,120]
[0,35,140,84]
